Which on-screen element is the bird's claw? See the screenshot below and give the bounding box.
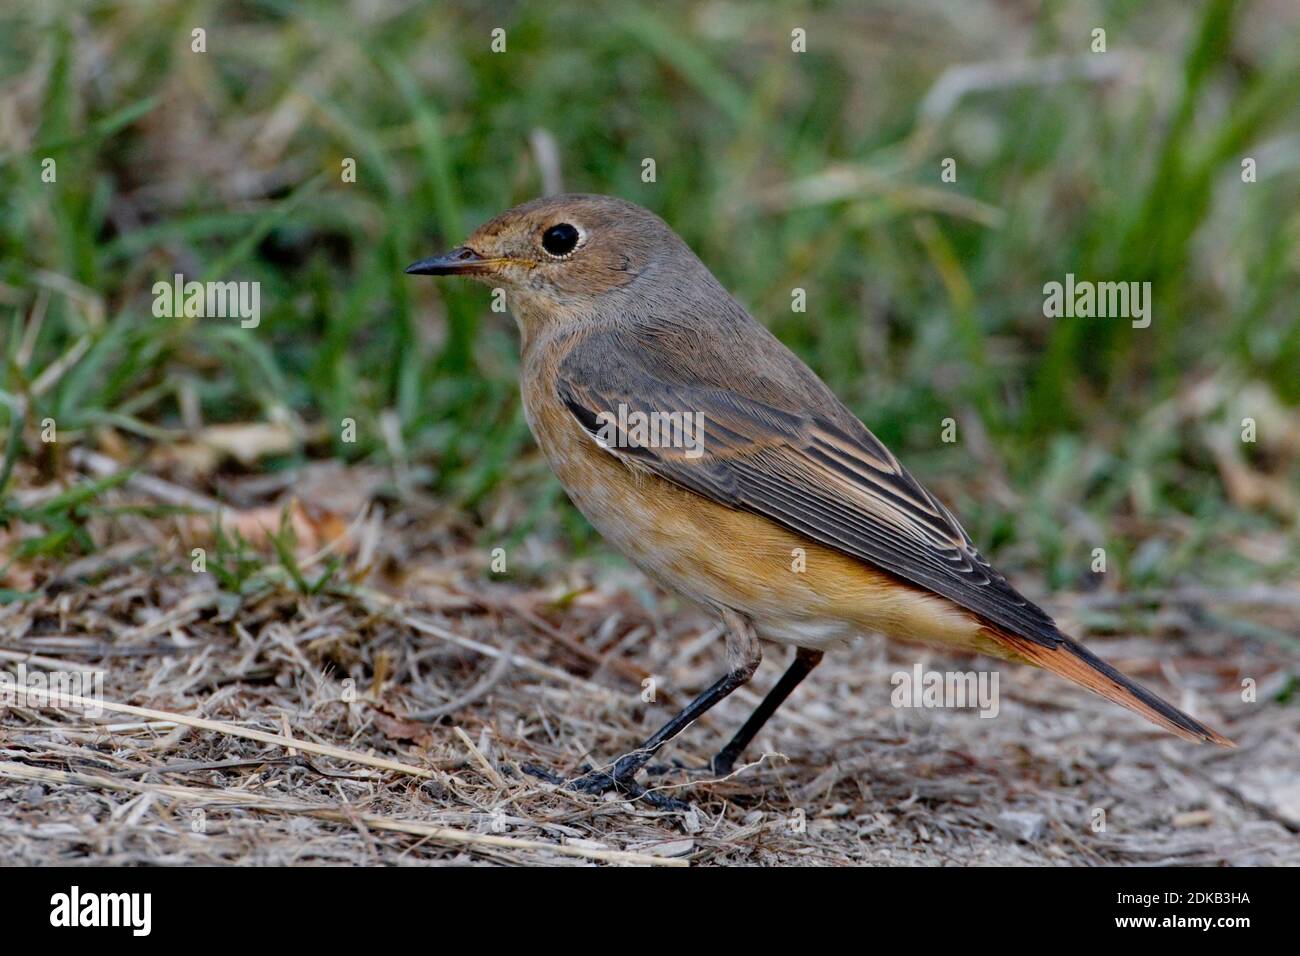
[561,766,692,811]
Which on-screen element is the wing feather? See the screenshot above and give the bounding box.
[557,330,1064,649]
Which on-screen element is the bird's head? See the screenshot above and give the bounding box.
[405,193,698,333]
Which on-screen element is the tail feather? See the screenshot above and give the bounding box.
[994,630,1234,747]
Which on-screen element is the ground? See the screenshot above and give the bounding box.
[4,0,1299,869]
[2,461,1296,867]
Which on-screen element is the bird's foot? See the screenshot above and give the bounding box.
[565,766,631,796]
[522,760,692,811]
[565,765,692,811]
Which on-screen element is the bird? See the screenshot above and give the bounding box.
[405,193,1232,801]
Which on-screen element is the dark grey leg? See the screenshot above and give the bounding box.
[711,646,823,774]
[568,608,761,799]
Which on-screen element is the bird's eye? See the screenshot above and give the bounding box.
[541,223,580,257]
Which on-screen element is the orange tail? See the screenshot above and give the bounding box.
[995,631,1234,747]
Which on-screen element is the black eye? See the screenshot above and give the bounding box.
[542,223,580,257]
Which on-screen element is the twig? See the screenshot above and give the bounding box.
[918,52,1140,121]
[0,649,106,676]
[70,447,224,512]
[1072,586,1300,612]
[395,610,620,701]
[405,635,519,721]
[529,128,563,196]
[452,726,507,789]
[477,589,652,686]
[18,689,435,779]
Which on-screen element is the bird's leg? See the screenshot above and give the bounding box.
[568,608,761,801]
[710,646,822,775]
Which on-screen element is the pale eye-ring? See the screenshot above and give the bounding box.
[541,222,581,257]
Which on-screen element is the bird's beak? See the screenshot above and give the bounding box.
[404,246,499,276]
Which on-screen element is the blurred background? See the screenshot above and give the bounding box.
[2,0,1299,618]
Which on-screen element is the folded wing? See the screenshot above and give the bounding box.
[557,328,1064,650]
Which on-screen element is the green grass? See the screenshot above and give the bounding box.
[2,0,1299,593]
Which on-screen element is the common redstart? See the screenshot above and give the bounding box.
[407,194,1231,801]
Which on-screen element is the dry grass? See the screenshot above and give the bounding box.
[1,461,1297,867]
